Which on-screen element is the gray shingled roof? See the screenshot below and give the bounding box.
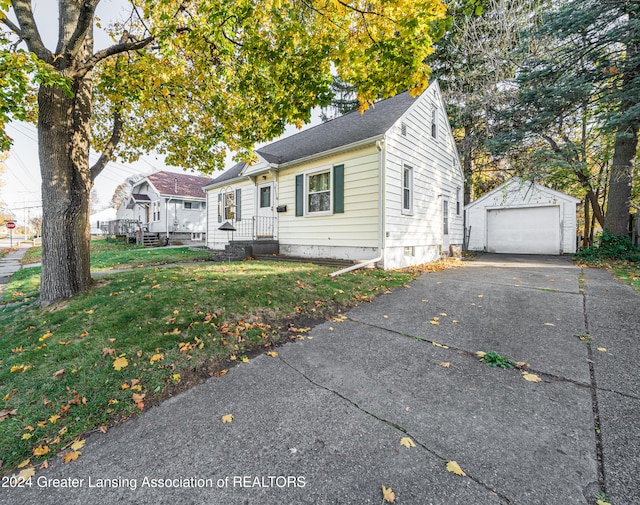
[210,162,247,185]
[256,91,417,165]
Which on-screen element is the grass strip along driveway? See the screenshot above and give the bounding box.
[0,256,422,474]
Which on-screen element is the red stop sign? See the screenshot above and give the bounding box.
[6,222,16,229]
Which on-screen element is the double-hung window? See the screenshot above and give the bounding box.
[295,165,344,217]
[306,169,332,215]
[402,164,413,214]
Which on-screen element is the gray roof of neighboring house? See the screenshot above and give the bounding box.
[256,91,417,165]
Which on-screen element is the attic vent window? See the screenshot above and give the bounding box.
[431,108,438,139]
[401,122,407,136]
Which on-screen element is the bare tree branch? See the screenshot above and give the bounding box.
[10,0,53,62]
[1,16,24,38]
[82,34,155,71]
[91,110,123,181]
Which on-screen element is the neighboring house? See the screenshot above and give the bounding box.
[464,177,581,255]
[90,207,116,235]
[115,171,213,242]
[204,80,464,270]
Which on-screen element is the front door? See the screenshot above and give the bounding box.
[442,199,450,254]
[256,182,275,237]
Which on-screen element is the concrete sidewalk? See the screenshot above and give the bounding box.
[2,254,637,505]
[0,243,30,295]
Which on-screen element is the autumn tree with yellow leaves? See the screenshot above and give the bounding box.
[0,0,447,305]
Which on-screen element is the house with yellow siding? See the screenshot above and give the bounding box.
[204,80,464,270]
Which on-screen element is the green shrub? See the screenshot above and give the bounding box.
[575,231,640,264]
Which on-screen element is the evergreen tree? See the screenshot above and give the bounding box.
[497,0,639,236]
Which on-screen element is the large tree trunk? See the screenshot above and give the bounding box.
[604,5,639,236]
[36,1,97,306]
[38,79,94,306]
[604,128,638,236]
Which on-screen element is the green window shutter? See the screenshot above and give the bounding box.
[235,188,242,221]
[333,164,345,214]
[217,193,222,223]
[295,174,304,216]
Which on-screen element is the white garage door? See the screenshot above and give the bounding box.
[487,206,560,255]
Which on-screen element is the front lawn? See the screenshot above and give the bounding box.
[0,260,417,474]
[20,237,139,265]
[6,245,213,303]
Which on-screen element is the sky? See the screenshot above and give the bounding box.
[0,1,322,224]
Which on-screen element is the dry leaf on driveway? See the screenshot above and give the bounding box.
[382,485,396,503]
[400,437,416,448]
[61,451,81,464]
[221,414,234,424]
[521,372,542,383]
[446,460,466,476]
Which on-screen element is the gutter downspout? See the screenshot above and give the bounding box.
[330,138,386,277]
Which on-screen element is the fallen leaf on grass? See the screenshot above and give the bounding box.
[0,409,17,421]
[52,369,65,378]
[400,437,416,448]
[382,485,396,503]
[21,433,32,440]
[113,356,128,371]
[33,445,50,457]
[102,347,115,357]
[446,460,466,477]
[221,414,234,424]
[132,393,145,410]
[61,451,81,464]
[521,372,542,383]
[149,353,164,364]
[10,365,31,373]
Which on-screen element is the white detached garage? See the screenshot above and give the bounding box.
[465,178,580,255]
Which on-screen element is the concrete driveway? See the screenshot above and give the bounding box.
[2,254,638,505]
